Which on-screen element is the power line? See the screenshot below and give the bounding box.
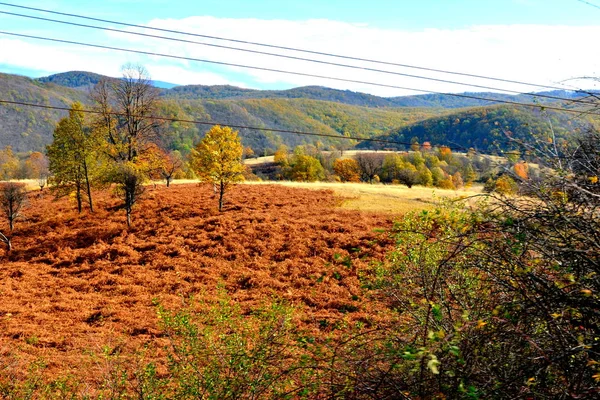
[575,0,600,10]
[0,9,594,106]
[1,30,597,117]
[0,1,573,93]
[1,98,462,149]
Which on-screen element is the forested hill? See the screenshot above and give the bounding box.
[0,70,593,154]
[358,105,594,154]
[36,71,109,91]
[0,72,444,153]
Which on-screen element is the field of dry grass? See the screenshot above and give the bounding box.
[0,183,400,383]
[247,181,483,214]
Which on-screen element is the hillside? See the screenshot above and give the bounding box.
[0,73,89,152]
[0,71,593,155]
[159,97,443,153]
[0,72,444,154]
[358,105,595,153]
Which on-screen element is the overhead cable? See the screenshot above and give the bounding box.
[0,9,593,105]
[0,30,597,117]
[0,1,576,92]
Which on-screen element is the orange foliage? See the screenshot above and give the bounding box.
[0,184,395,381]
[333,158,361,182]
[438,146,452,161]
[513,162,529,180]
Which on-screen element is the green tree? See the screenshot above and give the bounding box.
[463,163,477,186]
[47,102,100,213]
[397,164,419,188]
[190,125,245,211]
[283,153,325,182]
[417,164,433,186]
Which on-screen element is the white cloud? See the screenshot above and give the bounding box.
[2,18,600,97]
[146,64,248,87]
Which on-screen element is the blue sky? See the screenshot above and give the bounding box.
[28,0,599,29]
[1,0,599,96]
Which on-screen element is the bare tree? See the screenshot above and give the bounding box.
[161,151,184,188]
[0,182,27,251]
[92,64,161,226]
[355,152,385,183]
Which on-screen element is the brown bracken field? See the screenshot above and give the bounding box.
[0,183,397,383]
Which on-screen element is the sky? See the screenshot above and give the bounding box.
[0,0,599,97]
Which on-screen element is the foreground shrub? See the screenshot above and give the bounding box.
[157,295,312,399]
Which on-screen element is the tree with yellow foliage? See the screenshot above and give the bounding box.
[0,146,19,181]
[190,125,244,211]
[333,158,360,182]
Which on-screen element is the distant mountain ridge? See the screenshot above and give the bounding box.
[36,71,177,91]
[35,71,593,109]
[0,70,592,155]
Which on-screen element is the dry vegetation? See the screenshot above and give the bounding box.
[0,183,397,383]
[247,180,483,214]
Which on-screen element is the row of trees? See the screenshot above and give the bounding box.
[268,144,513,190]
[45,64,245,225]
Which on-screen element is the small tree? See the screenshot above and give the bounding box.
[190,125,244,211]
[25,152,49,191]
[273,145,289,166]
[243,146,255,159]
[92,64,161,225]
[333,158,361,182]
[0,183,27,251]
[397,164,419,188]
[111,163,145,228]
[451,171,464,189]
[355,153,385,183]
[161,151,184,187]
[48,102,101,213]
[0,146,19,180]
[283,154,325,182]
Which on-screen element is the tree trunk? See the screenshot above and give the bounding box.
[219,180,224,212]
[126,189,132,227]
[76,183,82,214]
[83,160,94,212]
[0,232,10,252]
[166,177,171,187]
